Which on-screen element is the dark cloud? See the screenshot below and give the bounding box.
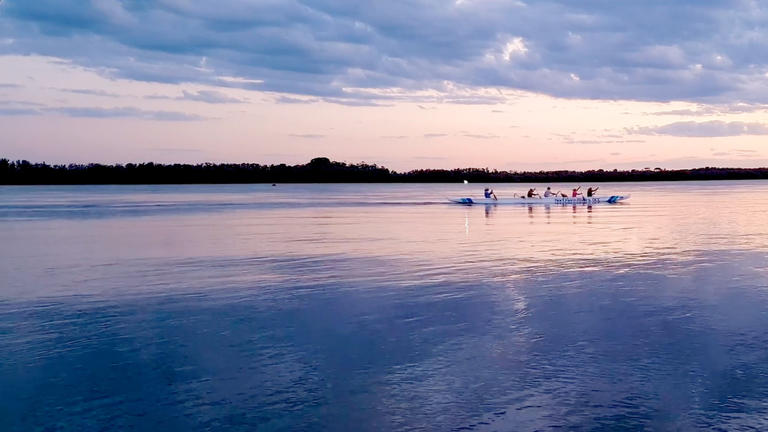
[3,0,768,102]
[0,107,38,115]
[52,88,121,97]
[630,121,768,137]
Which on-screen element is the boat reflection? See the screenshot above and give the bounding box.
[477,202,598,222]
[482,202,601,225]
[526,205,553,224]
[484,204,497,218]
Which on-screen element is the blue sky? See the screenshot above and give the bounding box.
[1,0,768,169]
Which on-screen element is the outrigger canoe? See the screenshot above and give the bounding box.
[448,195,630,205]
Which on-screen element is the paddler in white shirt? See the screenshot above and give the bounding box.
[543,187,556,197]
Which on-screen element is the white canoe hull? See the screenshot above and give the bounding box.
[449,195,630,205]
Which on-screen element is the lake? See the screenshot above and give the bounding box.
[2,181,768,431]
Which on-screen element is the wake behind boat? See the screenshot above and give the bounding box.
[449,195,630,205]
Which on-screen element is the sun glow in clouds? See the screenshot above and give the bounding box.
[502,37,529,62]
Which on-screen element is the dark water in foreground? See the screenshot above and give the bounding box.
[2,182,768,431]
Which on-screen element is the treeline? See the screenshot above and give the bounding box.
[2,157,768,184]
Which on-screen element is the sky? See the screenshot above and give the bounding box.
[1,0,768,171]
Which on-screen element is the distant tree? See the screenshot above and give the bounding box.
[309,157,332,166]
[0,156,767,184]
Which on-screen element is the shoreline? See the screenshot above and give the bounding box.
[2,157,768,185]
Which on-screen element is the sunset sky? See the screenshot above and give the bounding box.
[2,0,768,171]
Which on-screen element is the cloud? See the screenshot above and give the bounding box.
[46,106,206,121]
[216,76,263,85]
[0,107,39,115]
[0,99,44,106]
[275,96,316,104]
[562,137,646,145]
[652,103,768,116]
[4,1,768,103]
[624,45,687,69]
[630,121,768,137]
[564,139,606,145]
[0,105,207,121]
[52,88,121,97]
[320,97,384,107]
[145,90,245,103]
[462,133,499,139]
[423,133,448,138]
[289,133,325,139]
[179,90,244,104]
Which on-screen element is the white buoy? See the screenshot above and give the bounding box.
[463,180,469,184]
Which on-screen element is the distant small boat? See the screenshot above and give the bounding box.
[463,180,469,184]
[448,195,630,205]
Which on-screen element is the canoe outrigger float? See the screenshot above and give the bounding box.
[448,195,630,205]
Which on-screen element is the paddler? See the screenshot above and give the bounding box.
[527,188,540,198]
[543,187,556,197]
[587,186,599,197]
[572,186,582,198]
[484,188,498,200]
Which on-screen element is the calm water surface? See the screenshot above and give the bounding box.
[2,182,768,431]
